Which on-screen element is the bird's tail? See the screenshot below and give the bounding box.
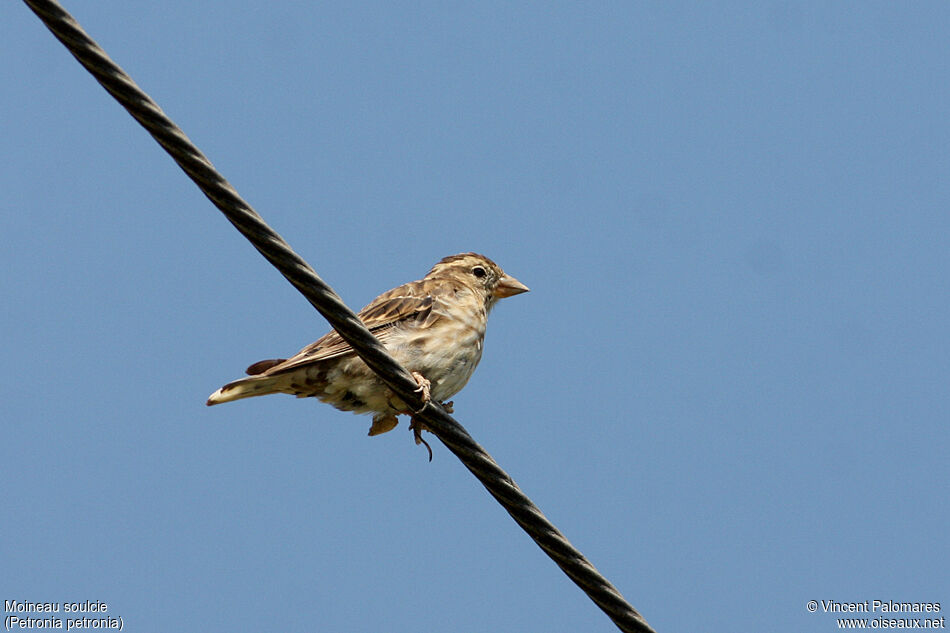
[206,375,285,406]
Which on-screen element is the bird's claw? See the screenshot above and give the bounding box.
[406,374,446,460]
[411,371,431,414]
[409,416,433,462]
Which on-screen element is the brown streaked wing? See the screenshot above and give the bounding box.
[261,278,450,375]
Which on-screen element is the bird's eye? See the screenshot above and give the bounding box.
[472,266,487,278]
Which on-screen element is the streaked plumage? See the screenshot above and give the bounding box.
[207,253,528,456]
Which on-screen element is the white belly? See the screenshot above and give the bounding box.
[388,319,485,402]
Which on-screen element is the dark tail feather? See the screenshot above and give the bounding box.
[245,359,286,375]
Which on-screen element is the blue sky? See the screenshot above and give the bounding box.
[3,2,948,631]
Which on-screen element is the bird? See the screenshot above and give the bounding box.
[206,253,529,458]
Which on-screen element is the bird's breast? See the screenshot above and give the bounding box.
[388,316,486,401]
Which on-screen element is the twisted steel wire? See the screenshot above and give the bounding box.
[22,2,656,631]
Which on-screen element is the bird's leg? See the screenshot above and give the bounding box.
[409,415,433,462]
[410,371,431,412]
[407,371,434,460]
[406,400,452,461]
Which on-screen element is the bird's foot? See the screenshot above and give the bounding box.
[441,400,454,414]
[407,373,436,459]
[411,371,431,413]
[409,416,433,462]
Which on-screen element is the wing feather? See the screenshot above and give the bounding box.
[259,278,455,376]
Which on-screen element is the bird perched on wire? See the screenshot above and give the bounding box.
[206,253,529,459]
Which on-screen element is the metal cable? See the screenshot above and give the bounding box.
[22,2,656,631]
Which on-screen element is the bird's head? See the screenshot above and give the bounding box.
[427,253,529,309]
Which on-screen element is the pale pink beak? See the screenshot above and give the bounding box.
[494,275,530,298]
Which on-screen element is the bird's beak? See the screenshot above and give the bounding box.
[494,275,530,298]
